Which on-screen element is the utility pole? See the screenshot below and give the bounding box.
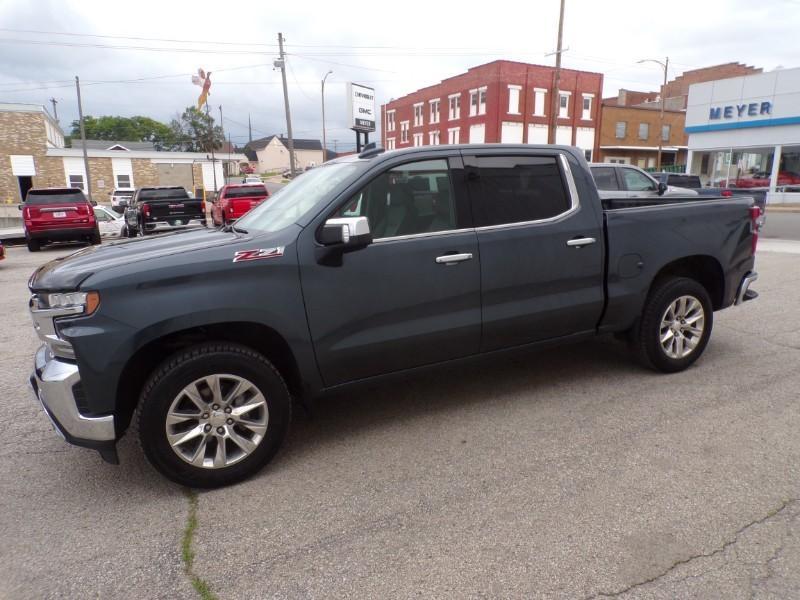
[321,70,333,162]
[218,105,225,180]
[276,32,297,176]
[74,77,92,200]
[204,102,218,194]
[49,97,59,124]
[248,113,252,143]
[548,0,566,145]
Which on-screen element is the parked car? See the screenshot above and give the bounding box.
[20,187,100,252]
[124,186,206,237]
[93,205,127,238]
[649,172,731,198]
[110,188,135,214]
[27,144,760,487]
[0,240,4,262]
[211,183,270,226]
[242,176,262,184]
[590,163,699,199]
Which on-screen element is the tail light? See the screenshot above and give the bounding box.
[721,189,733,197]
[201,200,206,213]
[142,203,151,218]
[750,205,763,254]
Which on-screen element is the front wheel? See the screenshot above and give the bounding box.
[631,277,713,373]
[136,343,292,488]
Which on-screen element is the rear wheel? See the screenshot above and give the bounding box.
[26,237,41,252]
[90,229,101,245]
[631,277,713,373]
[136,343,292,488]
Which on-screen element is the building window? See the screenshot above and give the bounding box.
[662,124,670,142]
[471,87,487,116]
[559,93,570,118]
[386,110,396,132]
[429,131,440,145]
[386,137,396,150]
[448,127,460,144]
[501,121,523,143]
[400,121,409,143]
[413,103,424,127]
[413,133,423,147]
[448,94,461,120]
[582,95,593,120]
[116,174,131,188]
[508,85,521,114]
[68,174,85,190]
[638,123,649,140]
[615,122,627,139]
[470,123,485,144]
[533,88,547,116]
[429,100,440,124]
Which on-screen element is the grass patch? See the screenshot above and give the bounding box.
[182,489,218,600]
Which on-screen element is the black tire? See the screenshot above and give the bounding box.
[90,229,101,245]
[632,277,713,373]
[136,343,291,488]
[26,238,41,252]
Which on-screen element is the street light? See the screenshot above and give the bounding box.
[321,70,333,162]
[638,57,669,170]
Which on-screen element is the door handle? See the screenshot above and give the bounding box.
[435,252,473,265]
[566,237,596,248]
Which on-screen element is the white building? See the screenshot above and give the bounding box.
[686,67,800,203]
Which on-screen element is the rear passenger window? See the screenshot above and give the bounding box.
[336,159,456,239]
[470,156,571,226]
[591,167,619,190]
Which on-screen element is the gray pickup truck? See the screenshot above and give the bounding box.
[28,145,760,487]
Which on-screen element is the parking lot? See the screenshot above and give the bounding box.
[1,243,799,599]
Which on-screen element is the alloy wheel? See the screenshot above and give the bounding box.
[659,295,705,359]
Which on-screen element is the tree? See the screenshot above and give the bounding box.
[169,107,225,153]
[70,115,176,150]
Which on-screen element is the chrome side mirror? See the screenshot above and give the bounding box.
[657,181,668,196]
[320,216,372,248]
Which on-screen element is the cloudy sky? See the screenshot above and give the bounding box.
[0,0,797,152]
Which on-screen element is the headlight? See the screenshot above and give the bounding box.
[45,291,101,315]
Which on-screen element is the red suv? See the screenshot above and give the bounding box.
[20,188,100,252]
[211,183,269,226]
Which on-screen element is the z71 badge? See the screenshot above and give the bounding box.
[232,247,285,263]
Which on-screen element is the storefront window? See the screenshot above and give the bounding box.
[692,148,775,188]
[779,145,800,190]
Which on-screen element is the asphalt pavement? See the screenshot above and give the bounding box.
[1,242,799,599]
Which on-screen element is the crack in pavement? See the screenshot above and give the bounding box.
[585,498,798,599]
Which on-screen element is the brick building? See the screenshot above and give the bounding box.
[381,60,604,160]
[597,63,762,167]
[0,103,245,210]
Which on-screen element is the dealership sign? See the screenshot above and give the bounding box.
[347,83,376,132]
[709,102,772,120]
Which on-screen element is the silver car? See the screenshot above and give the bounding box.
[590,164,699,199]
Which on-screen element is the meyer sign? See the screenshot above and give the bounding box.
[347,83,376,132]
[709,102,772,120]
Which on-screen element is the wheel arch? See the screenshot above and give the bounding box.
[648,255,725,310]
[114,321,303,436]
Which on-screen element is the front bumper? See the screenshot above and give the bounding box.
[29,345,118,463]
[735,271,759,305]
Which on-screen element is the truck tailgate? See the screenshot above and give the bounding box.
[146,198,204,220]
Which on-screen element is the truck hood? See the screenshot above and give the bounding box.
[29,228,248,291]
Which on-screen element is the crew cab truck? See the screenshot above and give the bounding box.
[28,145,760,487]
[124,186,206,237]
[20,188,100,252]
[211,183,270,226]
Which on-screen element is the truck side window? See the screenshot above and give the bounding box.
[622,168,657,191]
[470,155,571,226]
[591,167,619,191]
[336,159,456,239]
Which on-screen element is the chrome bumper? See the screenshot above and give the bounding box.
[29,345,115,442]
[145,218,206,232]
[735,271,759,305]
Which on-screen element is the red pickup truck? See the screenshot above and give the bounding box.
[211,183,269,226]
[20,188,100,252]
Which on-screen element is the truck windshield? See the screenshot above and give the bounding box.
[236,162,360,233]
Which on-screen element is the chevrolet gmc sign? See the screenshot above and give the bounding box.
[347,83,376,132]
